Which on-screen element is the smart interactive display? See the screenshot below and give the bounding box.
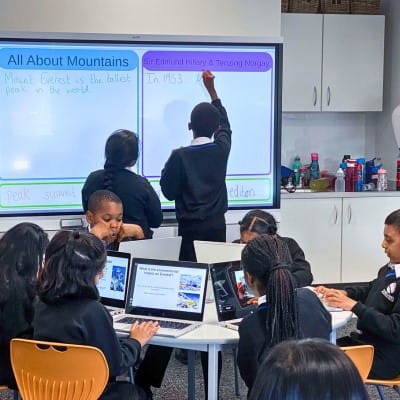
[0,37,281,215]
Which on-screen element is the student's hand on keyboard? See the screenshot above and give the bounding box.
[129,320,159,346]
[323,291,356,312]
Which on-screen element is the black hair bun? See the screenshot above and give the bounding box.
[266,225,278,235]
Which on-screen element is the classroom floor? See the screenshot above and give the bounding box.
[1,319,399,400]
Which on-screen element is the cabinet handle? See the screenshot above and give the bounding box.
[334,205,338,224]
[327,86,331,107]
[347,204,352,224]
[313,86,317,107]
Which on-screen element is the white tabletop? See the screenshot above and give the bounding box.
[146,302,353,347]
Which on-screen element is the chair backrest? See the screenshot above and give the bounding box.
[11,338,109,400]
[341,345,374,380]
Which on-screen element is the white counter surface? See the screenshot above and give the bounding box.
[281,190,400,200]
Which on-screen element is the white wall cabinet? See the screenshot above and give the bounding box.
[282,13,385,112]
[280,195,399,284]
[341,197,395,282]
[280,197,342,283]
[282,14,323,112]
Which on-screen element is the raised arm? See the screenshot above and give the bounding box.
[202,70,231,151]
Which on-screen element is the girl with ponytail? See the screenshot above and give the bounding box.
[34,231,159,400]
[237,209,313,287]
[237,234,331,393]
[82,129,162,239]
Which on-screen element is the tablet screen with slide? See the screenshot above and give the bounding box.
[97,250,131,308]
[210,261,257,322]
[0,36,281,215]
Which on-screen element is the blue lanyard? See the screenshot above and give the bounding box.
[258,304,268,311]
[385,271,396,278]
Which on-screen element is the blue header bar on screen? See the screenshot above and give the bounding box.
[0,48,138,70]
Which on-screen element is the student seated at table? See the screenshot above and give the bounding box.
[33,231,159,400]
[0,223,49,389]
[316,208,400,380]
[86,189,144,250]
[249,339,369,400]
[238,234,331,392]
[236,209,313,287]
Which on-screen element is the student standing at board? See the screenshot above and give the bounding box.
[160,70,232,261]
[82,129,162,239]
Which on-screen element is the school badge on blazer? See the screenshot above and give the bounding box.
[386,282,397,296]
[381,282,396,302]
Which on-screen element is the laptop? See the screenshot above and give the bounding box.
[210,261,257,331]
[194,240,246,264]
[113,258,209,337]
[97,251,132,316]
[119,237,182,261]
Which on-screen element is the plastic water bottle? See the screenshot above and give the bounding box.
[310,153,320,180]
[335,168,345,192]
[377,168,387,191]
[356,164,363,192]
[292,156,302,186]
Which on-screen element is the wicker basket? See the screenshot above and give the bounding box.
[351,0,380,14]
[282,0,289,12]
[321,0,350,13]
[290,0,320,13]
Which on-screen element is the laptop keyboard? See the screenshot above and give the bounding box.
[117,317,191,330]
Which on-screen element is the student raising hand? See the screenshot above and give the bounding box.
[130,321,159,347]
[202,70,218,101]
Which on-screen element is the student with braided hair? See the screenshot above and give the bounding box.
[82,129,162,239]
[237,209,313,287]
[237,234,331,393]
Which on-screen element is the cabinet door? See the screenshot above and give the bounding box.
[341,197,397,283]
[281,13,323,112]
[280,198,342,284]
[322,15,384,112]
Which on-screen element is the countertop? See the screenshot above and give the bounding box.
[281,190,400,199]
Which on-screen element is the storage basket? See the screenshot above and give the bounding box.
[282,0,289,12]
[321,0,350,13]
[351,0,380,14]
[290,0,320,13]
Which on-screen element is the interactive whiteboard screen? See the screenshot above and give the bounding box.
[0,38,281,216]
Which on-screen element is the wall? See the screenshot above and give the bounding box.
[0,0,281,37]
[375,0,400,180]
[281,112,377,172]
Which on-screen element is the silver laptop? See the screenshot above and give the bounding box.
[98,251,131,316]
[119,237,182,261]
[210,261,257,331]
[194,240,245,264]
[113,258,208,337]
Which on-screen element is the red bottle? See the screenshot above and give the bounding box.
[345,161,356,192]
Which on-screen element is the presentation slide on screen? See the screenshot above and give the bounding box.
[0,40,277,214]
[97,254,129,301]
[130,263,207,314]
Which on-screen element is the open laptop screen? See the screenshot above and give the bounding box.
[98,251,131,308]
[210,261,257,322]
[126,258,208,321]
